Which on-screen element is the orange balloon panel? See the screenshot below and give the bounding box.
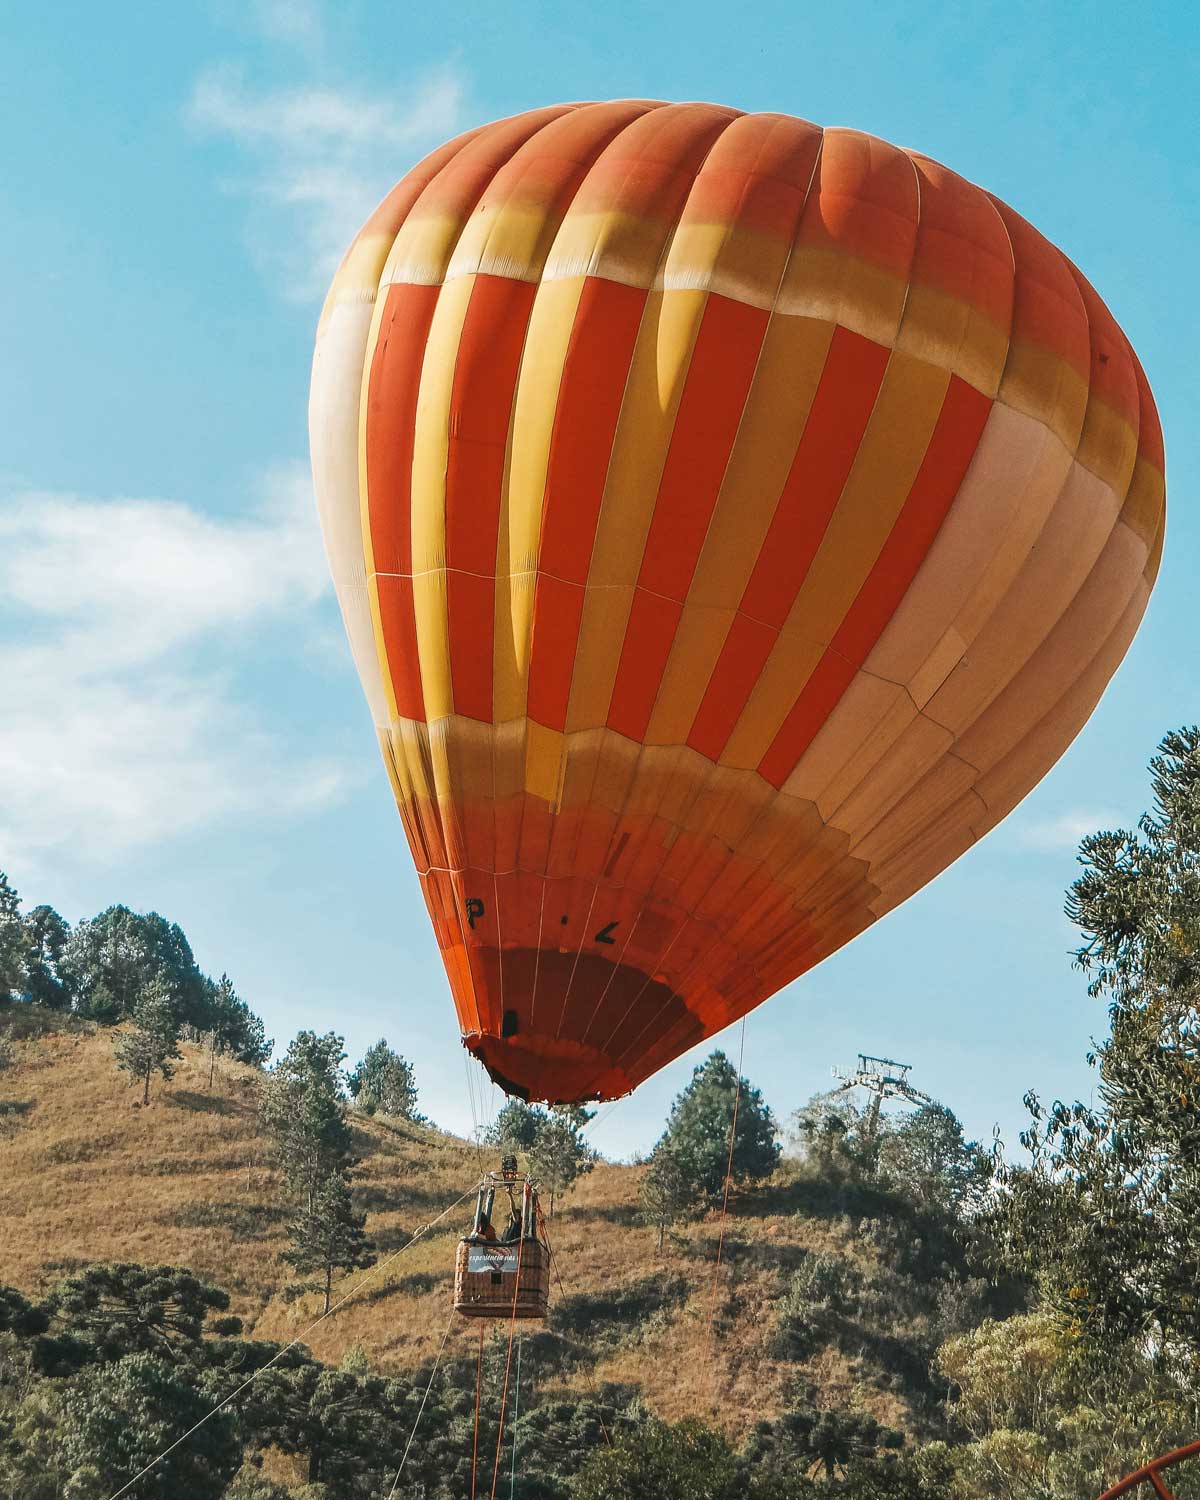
[310,102,1165,1103]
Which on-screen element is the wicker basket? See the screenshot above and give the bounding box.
[453,1237,551,1320]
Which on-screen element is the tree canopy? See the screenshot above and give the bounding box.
[658,1050,780,1200]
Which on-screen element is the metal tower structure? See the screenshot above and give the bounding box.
[830,1054,933,1147]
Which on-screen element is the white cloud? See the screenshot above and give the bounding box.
[0,465,350,867]
[187,62,467,297]
[248,0,325,52]
[1014,809,1123,854]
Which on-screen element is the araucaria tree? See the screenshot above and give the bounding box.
[984,729,1200,1376]
[348,1039,419,1119]
[112,982,182,1105]
[659,1051,780,1200]
[282,1171,376,1312]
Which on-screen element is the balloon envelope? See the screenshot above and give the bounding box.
[310,101,1164,1103]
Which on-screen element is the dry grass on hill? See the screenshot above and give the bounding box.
[0,1019,915,1441]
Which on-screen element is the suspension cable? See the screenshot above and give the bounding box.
[103,1181,480,1500]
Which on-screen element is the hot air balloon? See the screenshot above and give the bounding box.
[310,101,1165,1106]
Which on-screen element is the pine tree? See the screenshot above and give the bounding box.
[659,1051,780,1201]
[0,872,23,1000]
[282,1173,376,1313]
[260,1031,353,1209]
[638,1144,693,1251]
[20,905,72,1009]
[348,1039,419,1118]
[112,983,182,1105]
[488,1098,548,1150]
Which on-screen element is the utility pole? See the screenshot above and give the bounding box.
[829,1054,932,1158]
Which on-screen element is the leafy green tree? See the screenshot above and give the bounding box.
[260,1031,354,1209]
[0,872,23,1000]
[57,1351,241,1499]
[282,1171,376,1313]
[789,1090,873,1177]
[841,1449,955,1499]
[638,1143,693,1251]
[934,1312,1195,1499]
[659,1051,780,1200]
[348,1038,419,1118]
[771,1253,862,1360]
[245,1357,406,1488]
[569,1416,751,1500]
[113,982,182,1104]
[17,905,72,1010]
[744,1386,903,1483]
[878,1103,991,1215]
[527,1104,595,1217]
[61,905,206,1024]
[193,973,273,1083]
[489,1098,549,1150]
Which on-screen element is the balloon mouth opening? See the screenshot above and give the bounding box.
[464,1031,632,1106]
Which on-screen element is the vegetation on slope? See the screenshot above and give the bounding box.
[4,727,1200,1496]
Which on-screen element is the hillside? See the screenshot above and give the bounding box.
[0,1017,966,1456]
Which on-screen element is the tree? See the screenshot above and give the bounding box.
[57,1351,241,1499]
[877,1102,991,1216]
[44,1265,240,1366]
[933,1312,1195,1499]
[260,1031,354,1209]
[744,1386,903,1484]
[489,1098,549,1150]
[638,1143,693,1251]
[788,1089,879,1182]
[659,1051,780,1200]
[245,1355,407,1488]
[282,1171,376,1313]
[62,905,206,1024]
[112,982,182,1105]
[348,1038,419,1119]
[527,1104,595,1217]
[196,973,272,1083]
[569,1416,748,1500]
[983,730,1200,1375]
[0,872,23,1000]
[19,905,72,1010]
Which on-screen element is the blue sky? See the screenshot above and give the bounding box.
[3,0,1195,1159]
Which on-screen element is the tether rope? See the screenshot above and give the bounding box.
[489,1229,527,1499]
[103,1181,480,1500]
[510,1334,522,1499]
[386,1303,457,1497]
[706,1017,747,1359]
[470,1323,485,1500]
